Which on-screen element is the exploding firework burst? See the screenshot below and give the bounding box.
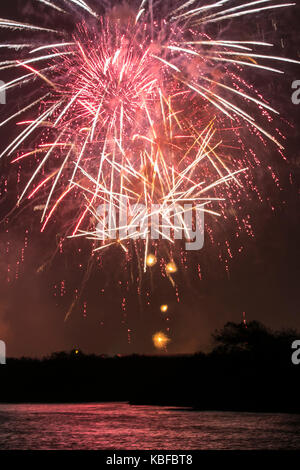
[0,0,298,329]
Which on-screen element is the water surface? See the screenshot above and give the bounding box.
[0,403,299,449]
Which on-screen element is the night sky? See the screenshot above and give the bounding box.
[0,0,299,357]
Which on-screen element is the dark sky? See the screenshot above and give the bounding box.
[0,0,299,357]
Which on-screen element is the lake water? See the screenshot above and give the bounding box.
[0,403,299,449]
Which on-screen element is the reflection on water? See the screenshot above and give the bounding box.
[0,403,299,449]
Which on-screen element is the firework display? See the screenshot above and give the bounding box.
[0,0,298,349]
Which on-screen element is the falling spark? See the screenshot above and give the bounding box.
[160,304,169,313]
[166,262,178,274]
[152,331,170,350]
[146,254,157,267]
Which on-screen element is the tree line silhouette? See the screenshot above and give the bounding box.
[0,321,299,413]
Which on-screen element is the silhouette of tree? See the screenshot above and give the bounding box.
[212,321,298,356]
